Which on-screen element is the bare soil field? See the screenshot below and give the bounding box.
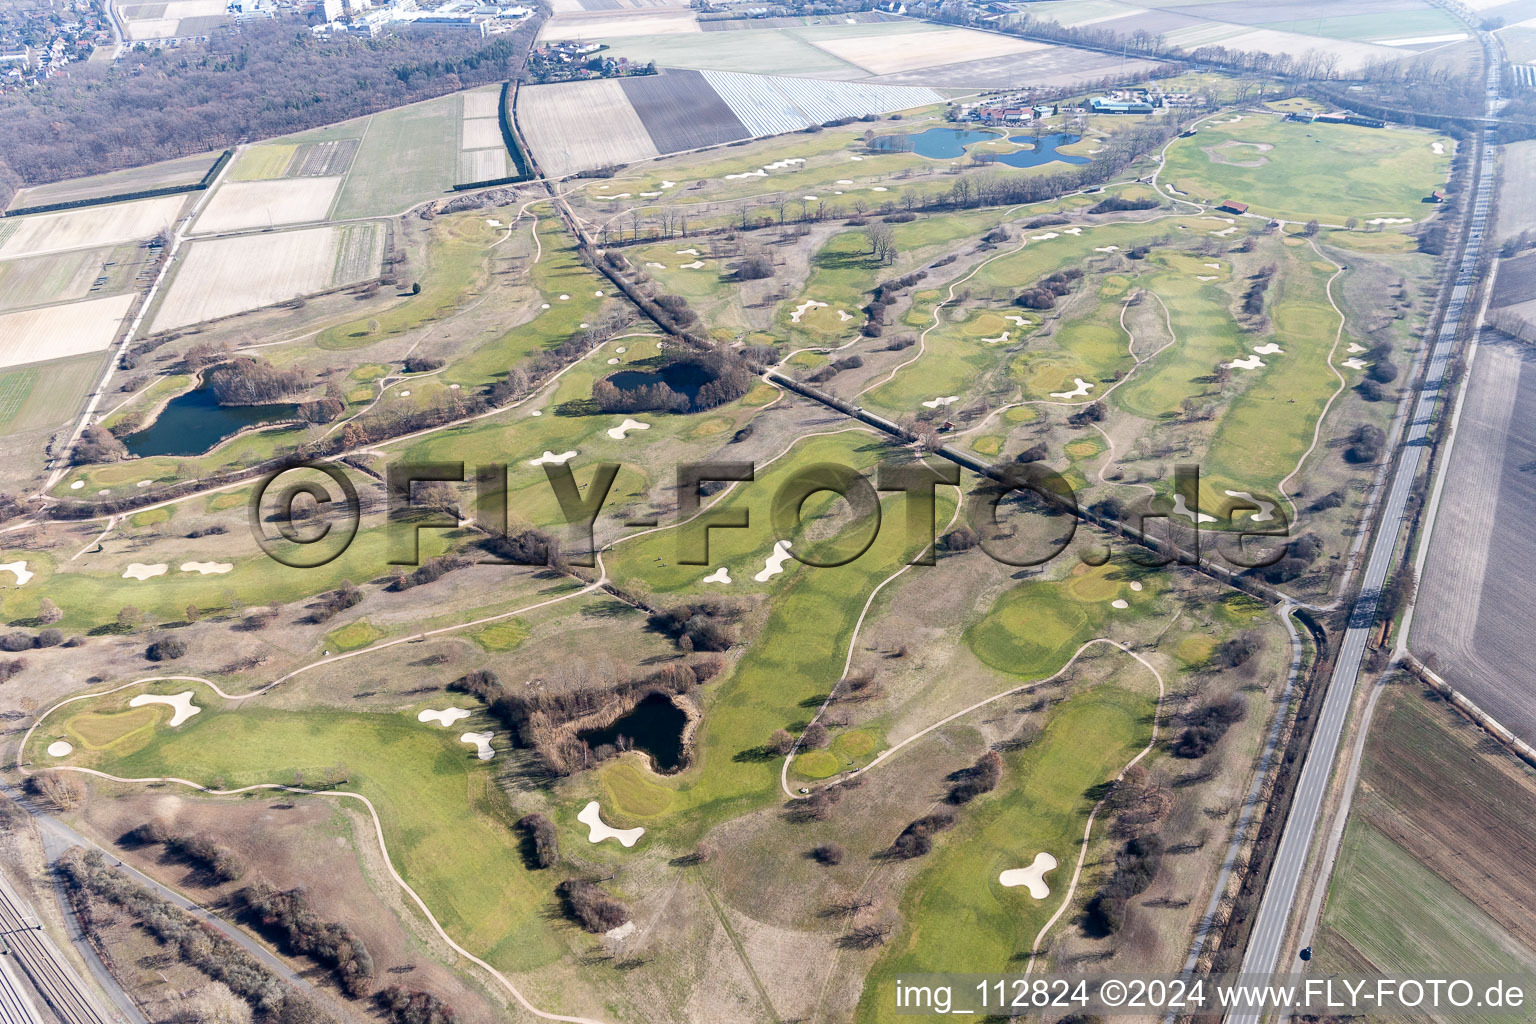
[1353,684,1536,953]
[151,224,378,331]
[622,69,749,152]
[541,10,701,39]
[462,87,503,119]
[192,176,342,235]
[808,26,1043,75]
[0,194,185,259]
[0,292,134,369]
[460,117,504,152]
[518,79,661,177]
[460,149,510,182]
[1496,140,1536,243]
[872,47,1162,88]
[6,150,218,211]
[1412,338,1536,744]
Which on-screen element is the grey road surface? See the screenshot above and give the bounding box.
[1229,31,1502,1022]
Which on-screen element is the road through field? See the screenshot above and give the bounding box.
[1230,26,1501,1019]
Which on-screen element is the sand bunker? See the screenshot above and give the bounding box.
[418,707,472,727]
[837,178,854,185]
[1129,581,1143,592]
[1224,489,1276,522]
[837,310,854,322]
[1366,217,1412,225]
[607,418,650,440]
[754,540,794,583]
[1032,231,1059,240]
[605,921,636,941]
[1170,494,1217,524]
[0,561,33,586]
[70,480,84,489]
[640,191,660,197]
[1050,378,1094,400]
[724,169,766,179]
[460,731,495,760]
[1252,343,1283,355]
[703,567,732,584]
[1342,357,1367,370]
[130,691,201,727]
[679,261,705,269]
[607,358,620,365]
[999,851,1057,899]
[660,181,676,188]
[1112,599,1129,609]
[559,294,570,301]
[1063,227,1083,235]
[1347,342,1366,354]
[1432,142,1446,155]
[1224,355,1265,370]
[1094,245,1119,252]
[180,561,233,575]
[578,801,644,847]
[1211,226,1237,236]
[1196,275,1218,281]
[1005,315,1030,326]
[981,332,1010,344]
[47,740,72,757]
[790,299,828,323]
[530,450,578,466]
[646,261,666,269]
[921,396,958,409]
[123,563,168,581]
[850,155,864,161]
[803,195,818,201]
[615,347,626,354]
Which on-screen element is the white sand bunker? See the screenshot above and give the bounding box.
[615,347,626,354]
[1367,217,1412,225]
[1111,599,1129,609]
[70,480,84,490]
[837,309,854,322]
[724,168,766,179]
[646,261,666,269]
[981,332,1010,344]
[1094,245,1119,253]
[460,731,495,760]
[607,358,620,365]
[1204,262,1220,269]
[1170,494,1217,524]
[1342,357,1367,370]
[999,851,1058,899]
[1063,227,1083,235]
[418,707,471,727]
[1129,581,1143,591]
[1050,378,1094,400]
[921,396,958,409]
[660,180,676,188]
[559,294,570,301]
[130,691,201,727]
[608,418,650,440]
[1431,141,1446,154]
[837,179,854,185]
[765,158,804,171]
[1225,489,1276,522]
[754,540,794,583]
[803,195,818,201]
[1224,355,1265,370]
[1211,226,1237,236]
[47,740,72,757]
[703,566,732,584]
[1032,231,1059,241]
[123,563,168,581]
[1252,343,1283,355]
[871,186,888,192]
[529,450,578,466]
[1005,315,1030,326]
[578,801,645,847]
[679,260,705,269]
[0,561,33,586]
[790,299,827,323]
[180,561,233,575]
[1196,275,1218,282]
[1347,342,1366,354]
[605,920,636,941]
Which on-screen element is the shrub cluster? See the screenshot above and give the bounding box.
[556,879,629,933]
[648,597,744,652]
[243,883,375,996]
[1015,267,1083,310]
[1087,196,1159,214]
[308,581,364,624]
[947,750,1003,805]
[376,985,458,1024]
[516,813,560,869]
[206,357,306,406]
[1082,835,1164,936]
[1171,698,1246,759]
[890,811,956,859]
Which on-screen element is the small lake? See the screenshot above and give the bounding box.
[121,386,300,458]
[577,693,688,773]
[606,361,714,403]
[871,127,1090,168]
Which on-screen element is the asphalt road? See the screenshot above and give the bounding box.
[1230,32,1502,1020]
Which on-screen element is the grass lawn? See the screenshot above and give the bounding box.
[229,144,297,182]
[856,676,1157,1023]
[472,619,529,652]
[326,618,385,652]
[1162,114,1451,224]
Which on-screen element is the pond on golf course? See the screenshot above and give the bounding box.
[871,127,1090,168]
[122,386,301,458]
[576,693,689,773]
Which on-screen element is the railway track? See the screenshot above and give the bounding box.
[0,870,112,1024]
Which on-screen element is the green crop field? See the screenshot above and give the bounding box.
[1162,113,1452,223]
[331,92,463,220]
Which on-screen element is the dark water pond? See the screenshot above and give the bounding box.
[577,693,688,772]
[122,386,300,458]
[871,127,1090,168]
[606,361,714,403]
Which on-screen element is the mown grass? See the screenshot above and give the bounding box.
[1162,114,1451,224]
[856,675,1156,1023]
